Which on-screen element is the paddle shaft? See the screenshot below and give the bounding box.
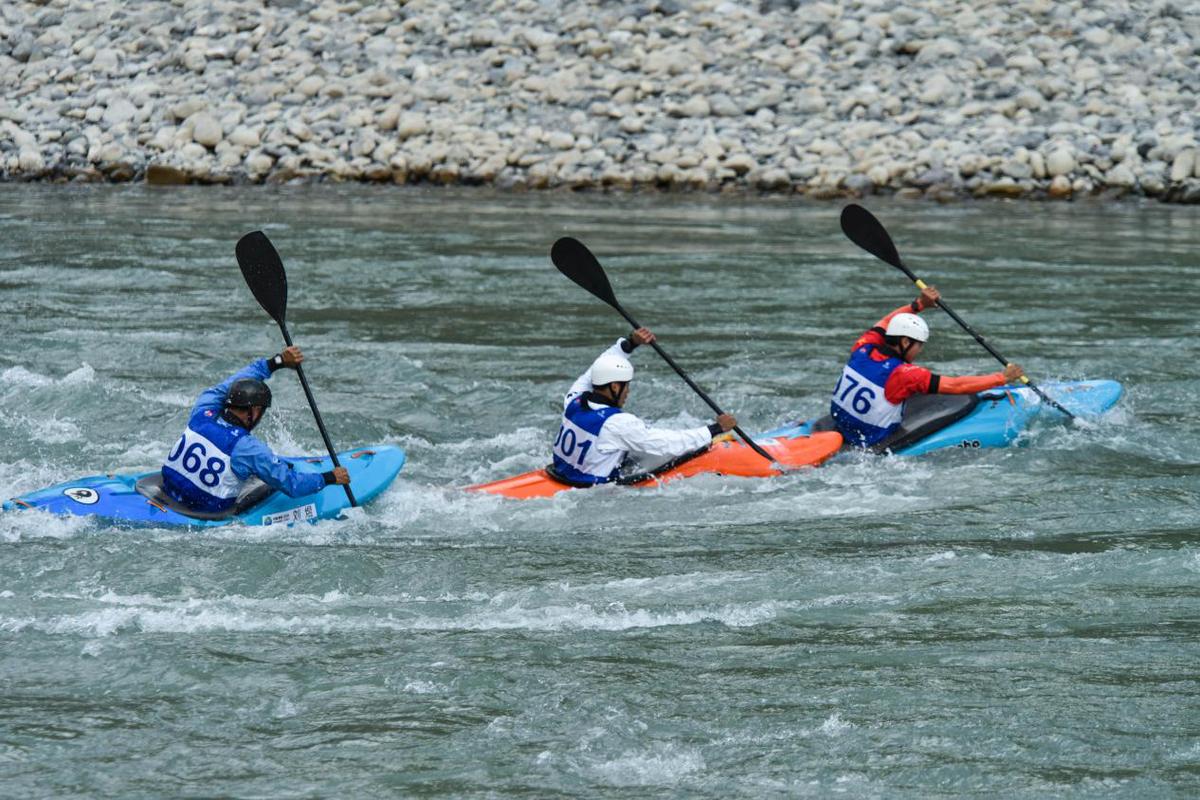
[609,301,776,463]
[905,273,1077,419]
[278,322,358,506]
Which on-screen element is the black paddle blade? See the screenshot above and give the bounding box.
[840,204,905,271]
[550,237,619,309]
[235,231,288,325]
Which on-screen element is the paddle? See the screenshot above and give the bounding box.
[550,236,776,464]
[235,231,358,506]
[839,204,1077,420]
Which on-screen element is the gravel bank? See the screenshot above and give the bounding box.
[2,0,1199,201]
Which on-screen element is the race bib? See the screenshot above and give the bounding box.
[164,428,239,499]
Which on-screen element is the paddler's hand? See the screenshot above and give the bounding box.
[916,285,940,311]
[1002,363,1025,383]
[715,413,737,432]
[629,327,656,348]
[323,466,350,485]
[280,345,304,369]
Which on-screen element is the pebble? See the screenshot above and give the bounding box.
[1046,148,1076,177]
[228,127,260,148]
[0,0,1196,202]
[1170,150,1195,182]
[191,114,223,147]
[102,98,138,127]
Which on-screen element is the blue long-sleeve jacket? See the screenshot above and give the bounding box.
[161,359,326,511]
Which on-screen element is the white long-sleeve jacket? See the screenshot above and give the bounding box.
[560,339,713,473]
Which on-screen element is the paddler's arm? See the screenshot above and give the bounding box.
[884,362,1025,400]
[562,332,649,409]
[936,363,1025,394]
[600,412,736,459]
[190,346,302,415]
[229,437,348,497]
[854,287,940,350]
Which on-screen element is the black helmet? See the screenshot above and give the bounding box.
[226,378,272,409]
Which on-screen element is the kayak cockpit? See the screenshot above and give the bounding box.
[806,393,981,454]
[134,474,273,521]
[872,393,980,453]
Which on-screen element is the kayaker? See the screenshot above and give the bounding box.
[832,286,1025,448]
[161,346,349,512]
[550,328,738,485]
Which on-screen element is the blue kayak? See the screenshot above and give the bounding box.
[762,380,1123,456]
[2,445,405,528]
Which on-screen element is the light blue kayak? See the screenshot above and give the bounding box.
[2,445,405,528]
[762,380,1123,456]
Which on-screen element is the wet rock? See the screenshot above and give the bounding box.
[145,164,190,185]
[1048,174,1072,198]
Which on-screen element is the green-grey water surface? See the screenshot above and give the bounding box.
[1,185,1198,797]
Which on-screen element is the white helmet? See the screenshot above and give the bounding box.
[590,352,634,386]
[885,312,929,342]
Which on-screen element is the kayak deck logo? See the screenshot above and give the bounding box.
[63,487,100,504]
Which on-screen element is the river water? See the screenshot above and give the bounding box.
[1,185,1197,797]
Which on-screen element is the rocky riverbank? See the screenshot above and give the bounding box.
[2,0,1199,201]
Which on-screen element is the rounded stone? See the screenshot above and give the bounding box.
[724,154,756,175]
[1170,149,1195,182]
[102,98,137,127]
[228,127,260,148]
[547,131,575,150]
[145,164,189,185]
[297,76,325,97]
[619,116,644,134]
[191,114,223,147]
[1046,149,1076,177]
[1048,174,1072,198]
[18,149,45,173]
[91,48,120,73]
[680,96,710,117]
[1106,164,1136,188]
[397,113,426,139]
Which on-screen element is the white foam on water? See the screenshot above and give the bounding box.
[369,478,582,536]
[139,391,193,407]
[818,713,854,736]
[0,506,96,542]
[437,426,545,457]
[574,570,751,597]
[588,744,706,787]
[421,598,785,632]
[400,680,447,695]
[26,415,84,444]
[272,697,300,719]
[80,640,105,658]
[0,585,792,637]
[1,364,93,388]
[115,439,172,466]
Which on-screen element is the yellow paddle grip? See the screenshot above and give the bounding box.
[915,279,928,290]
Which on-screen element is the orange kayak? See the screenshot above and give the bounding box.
[467,429,843,499]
